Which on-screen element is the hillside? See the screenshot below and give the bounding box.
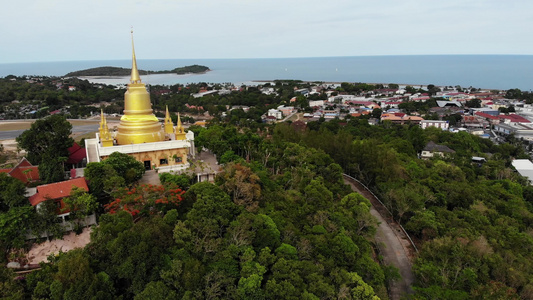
[65,64,210,77]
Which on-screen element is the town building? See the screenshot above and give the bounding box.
[277,105,295,117]
[420,141,455,159]
[381,112,424,125]
[85,35,195,173]
[512,159,533,185]
[28,177,97,228]
[267,109,283,120]
[420,120,449,130]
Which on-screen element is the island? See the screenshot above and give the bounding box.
[65,64,210,77]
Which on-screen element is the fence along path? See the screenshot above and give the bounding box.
[343,174,415,300]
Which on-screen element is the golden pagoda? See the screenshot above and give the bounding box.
[86,31,195,174]
[115,32,165,145]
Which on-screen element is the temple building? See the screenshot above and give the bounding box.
[85,33,195,173]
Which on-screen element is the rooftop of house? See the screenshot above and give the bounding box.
[29,177,89,207]
[66,142,87,164]
[499,114,531,123]
[0,157,40,184]
[475,112,499,120]
[423,141,455,153]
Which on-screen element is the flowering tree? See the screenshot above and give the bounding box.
[104,184,184,217]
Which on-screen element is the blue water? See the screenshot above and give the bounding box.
[1,55,532,90]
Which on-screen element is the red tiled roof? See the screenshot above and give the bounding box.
[29,178,88,206]
[17,158,32,168]
[475,112,499,120]
[9,166,39,184]
[499,114,531,123]
[1,158,40,184]
[412,96,430,101]
[346,101,375,106]
[66,142,86,164]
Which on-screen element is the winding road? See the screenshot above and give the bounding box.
[343,175,415,300]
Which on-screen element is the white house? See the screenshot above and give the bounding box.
[268,109,283,120]
[420,120,449,130]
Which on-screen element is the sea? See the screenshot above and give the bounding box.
[1,55,533,90]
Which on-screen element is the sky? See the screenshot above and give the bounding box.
[2,0,533,63]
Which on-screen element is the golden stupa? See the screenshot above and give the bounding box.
[115,32,165,145]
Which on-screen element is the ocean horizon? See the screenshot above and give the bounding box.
[1,55,532,90]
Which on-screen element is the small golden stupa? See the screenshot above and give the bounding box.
[115,31,165,145]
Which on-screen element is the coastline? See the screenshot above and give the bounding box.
[78,70,210,85]
[2,55,533,90]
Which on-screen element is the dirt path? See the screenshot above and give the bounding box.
[343,175,415,300]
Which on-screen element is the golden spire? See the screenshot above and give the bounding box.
[177,113,183,133]
[130,29,141,84]
[115,30,165,145]
[175,113,186,140]
[164,105,174,134]
[99,109,105,136]
[99,110,113,147]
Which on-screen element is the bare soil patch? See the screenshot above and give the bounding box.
[27,227,92,264]
[0,122,32,131]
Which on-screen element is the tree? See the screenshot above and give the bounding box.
[102,152,145,185]
[0,266,24,299]
[38,152,67,183]
[135,281,177,300]
[62,187,98,230]
[405,86,417,94]
[0,173,27,212]
[427,84,441,96]
[218,163,261,212]
[104,184,184,217]
[505,88,522,99]
[0,206,36,250]
[159,172,193,189]
[84,162,125,202]
[16,114,73,165]
[371,108,382,119]
[465,99,481,108]
[388,83,399,89]
[33,200,64,239]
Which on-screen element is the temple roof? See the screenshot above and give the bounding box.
[29,177,88,206]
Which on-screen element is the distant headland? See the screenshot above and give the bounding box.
[65,64,210,77]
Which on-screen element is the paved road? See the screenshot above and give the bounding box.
[343,176,415,300]
[0,124,100,140]
[139,170,162,185]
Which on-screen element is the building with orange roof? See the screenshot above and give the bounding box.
[0,157,40,185]
[381,113,424,125]
[29,177,88,215]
